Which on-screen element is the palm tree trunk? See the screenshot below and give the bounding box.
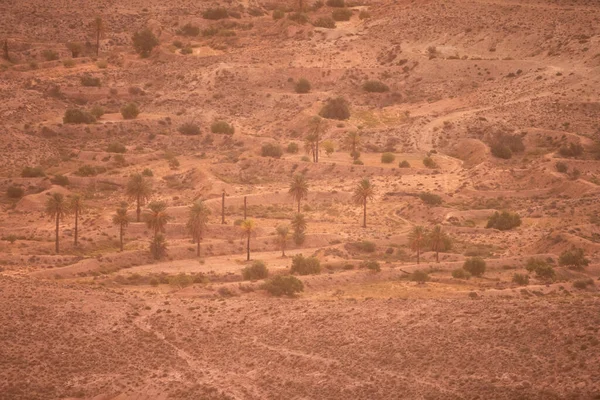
[55,215,60,254]
[363,200,367,228]
[136,194,141,222]
[74,206,78,246]
[197,238,200,257]
[96,30,100,56]
[417,248,420,264]
[436,248,439,263]
[119,224,124,252]
[222,192,225,224]
[297,199,301,213]
[246,233,250,261]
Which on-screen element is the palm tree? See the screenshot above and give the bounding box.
[346,131,361,159]
[69,194,84,246]
[291,213,307,245]
[45,192,71,254]
[288,174,309,213]
[92,16,104,56]
[112,205,130,252]
[126,173,152,222]
[150,233,168,260]
[429,225,451,263]
[408,226,428,264]
[144,201,171,238]
[239,219,257,261]
[304,132,319,163]
[276,225,290,257]
[352,178,375,228]
[186,199,211,257]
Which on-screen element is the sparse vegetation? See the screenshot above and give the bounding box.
[558,143,584,158]
[242,260,269,280]
[422,156,439,169]
[363,80,389,93]
[295,78,311,93]
[419,192,442,206]
[463,257,486,277]
[559,248,589,270]
[261,143,283,158]
[211,121,235,135]
[381,152,395,163]
[107,142,127,153]
[331,8,352,21]
[63,108,96,124]
[319,97,350,120]
[512,273,529,285]
[120,103,139,119]
[21,166,45,178]
[486,211,521,231]
[6,185,24,199]
[452,268,471,280]
[178,122,201,136]
[262,275,304,296]
[313,17,336,28]
[291,254,321,275]
[525,258,555,280]
[132,28,159,57]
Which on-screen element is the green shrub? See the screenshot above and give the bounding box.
[203,7,229,20]
[419,192,442,205]
[319,96,350,120]
[178,122,201,136]
[422,156,438,168]
[90,105,105,119]
[132,28,159,57]
[42,49,59,61]
[313,17,336,28]
[120,103,139,119]
[486,211,521,231]
[63,108,96,124]
[291,254,321,275]
[558,143,584,158]
[512,273,529,285]
[363,80,389,93]
[261,143,283,158]
[381,152,395,163]
[491,143,512,159]
[51,174,69,186]
[21,166,45,177]
[463,257,486,277]
[361,260,381,272]
[525,258,555,279]
[573,279,594,290]
[272,9,285,20]
[242,260,269,280]
[399,160,411,168]
[81,74,101,87]
[142,168,153,177]
[288,12,309,24]
[353,159,364,165]
[211,121,235,135]
[6,185,24,198]
[74,165,106,177]
[559,248,589,270]
[410,270,429,283]
[326,0,345,7]
[107,142,127,153]
[555,161,568,173]
[178,23,200,36]
[452,268,471,279]
[181,46,193,55]
[287,142,299,153]
[263,275,304,296]
[332,8,353,21]
[169,273,193,288]
[353,240,376,252]
[295,78,311,93]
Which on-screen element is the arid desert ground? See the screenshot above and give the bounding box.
[1,0,599,398]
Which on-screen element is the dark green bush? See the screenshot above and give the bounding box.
[132,28,159,57]
[181,46,193,55]
[263,275,304,296]
[452,268,471,279]
[120,103,139,119]
[242,260,269,280]
[319,96,350,120]
[261,143,283,158]
[525,258,555,279]
[295,78,311,93]
[361,260,381,272]
[555,161,568,173]
[178,122,201,136]
[74,165,106,177]
[410,270,430,283]
[419,192,442,205]
[399,160,411,168]
[51,174,69,186]
[288,12,309,24]
[359,10,371,19]
[21,166,45,177]
[573,279,594,290]
[211,121,235,135]
[42,49,59,61]
[559,248,589,270]
[291,254,321,275]
[363,80,389,93]
[203,7,229,20]
[352,240,376,253]
[332,8,353,21]
[559,143,584,158]
[463,257,486,277]
[81,74,101,87]
[491,143,512,159]
[422,156,439,168]
[381,152,395,163]
[272,9,285,20]
[486,211,521,231]
[512,273,529,285]
[287,142,299,153]
[107,142,127,153]
[326,0,345,7]
[90,106,105,119]
[63,108,96,124]
[6,186,24,198]
[313,17,336,28]
[142,168,154,177]
[178,23,200,36]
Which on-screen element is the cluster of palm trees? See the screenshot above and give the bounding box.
[408,225,451,263]
[44,192,86,254]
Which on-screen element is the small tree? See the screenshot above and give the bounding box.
[263,275,304,296]
[408,226,427,264]
[322,140,335,157]
[132,28,159,57]
[463,257,486,277]
[559,248,589,270]
[486,211,521,231]
[352,178,375,228]
[69,194,85,246]
[363,80,389,93]
[45,193,71,254]
[381,152,395,163]
[320,97,350,120]
[242,260,269,280]
[288,174,309,213]
[112,205,130,252]
[428,225,451,262]
[186,199,211,257]
[92,16,105,56]
[291,254,321,275]
[66,42,83,58]
[295,78,311,93]
[145,201,171,238]
[345,131,361,159]
[276,225,290,257]
[240,219,257,261]
[120,103,139,119]
[126,173,152,222]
